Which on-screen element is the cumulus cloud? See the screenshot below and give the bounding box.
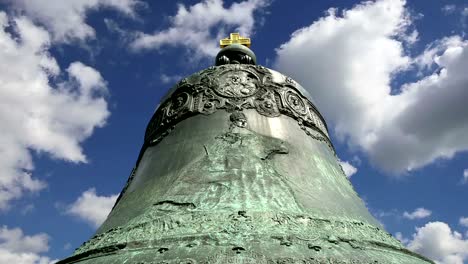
[0,13,110,209]
[66,188,118,228]
[460,217,468,228]
[403,208,432,220]
[407,222,468,264]
[6,0,142,43]
[0,226,56,264]
[131,0,269,59]
[274,0,468,174]
[339,160,357,178]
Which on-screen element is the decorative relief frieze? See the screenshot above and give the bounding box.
[69,210,428,263]
[144,65,332,152]
[216,70,259,97]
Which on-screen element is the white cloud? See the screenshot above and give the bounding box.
[403,208,432,220]
[20,204,35,215]
[395,231,409,245]
[339,160,357,178]
[160,73,182,85]
[0,226,48,254]
[374,208,398,219]
[66,188,118,228]
[407,222,468,264]
[412,36,463,71]
[462,169,468,184]
[460,217,468,228]
[0,13,110,209]
[0,226,57,264]
[402,29,419,45]
[63,243,72,250]
[6,0,142,43]
[442,5,457,15]
[463,8,468,17]
[131,0,269,59]
[274,0,468,174]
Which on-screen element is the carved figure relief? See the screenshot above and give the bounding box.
[167,92,190,117]
[148,115,300,213]
[229,111,248,128]
[216,70,259,97]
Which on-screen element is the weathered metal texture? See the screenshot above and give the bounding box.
[216,44,257,65]
[58,64,433,264]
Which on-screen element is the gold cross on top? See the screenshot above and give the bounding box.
[220,33,251,48]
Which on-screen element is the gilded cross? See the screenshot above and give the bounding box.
[219,33,251,48]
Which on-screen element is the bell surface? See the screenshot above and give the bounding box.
[58,49,434,264]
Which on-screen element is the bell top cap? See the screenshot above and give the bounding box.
[216,33,256,66]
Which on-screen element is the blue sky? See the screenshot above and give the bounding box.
[0,0,467,263]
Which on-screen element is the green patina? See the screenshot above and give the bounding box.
[58,44,434,264]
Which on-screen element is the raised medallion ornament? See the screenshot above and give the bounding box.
[285,90,307,115]
[216,70,259,97]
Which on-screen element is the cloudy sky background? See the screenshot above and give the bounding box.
[0,0,467,263]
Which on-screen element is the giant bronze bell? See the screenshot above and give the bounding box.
[59,34,433,263]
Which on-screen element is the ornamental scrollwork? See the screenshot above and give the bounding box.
[254,89,280,117]
[144,64,331,152]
